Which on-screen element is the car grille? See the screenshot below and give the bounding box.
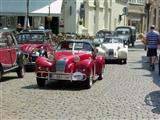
[109,49,114,56]
[56,60,66,72]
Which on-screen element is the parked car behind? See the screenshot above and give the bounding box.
[115,26,136,47]
[0,29,24,81]
[35,39,105,89]
[102,36,128,64]
[16,29,55,70]
[94,38,107,58]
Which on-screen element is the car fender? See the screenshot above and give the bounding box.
[16,51,24,67]
[36,56,53,68]
[118,48,128,59]
[95,55,105,75]
[75,59,95,77]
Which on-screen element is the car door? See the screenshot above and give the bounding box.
[7,33,18,67]
[0,32,13,71]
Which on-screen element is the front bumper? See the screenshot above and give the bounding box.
[36,71,87,81]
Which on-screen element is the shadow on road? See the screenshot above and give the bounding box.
[144,90,160,114]
[130,41,160,115]
[21,81,90,91]
[0,76,19,82]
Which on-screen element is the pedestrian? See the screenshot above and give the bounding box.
[144,25,160,71]
[16,23,23,33]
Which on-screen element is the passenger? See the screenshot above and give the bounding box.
[16,23,23,33]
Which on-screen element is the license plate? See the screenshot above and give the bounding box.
[51,74,71,80]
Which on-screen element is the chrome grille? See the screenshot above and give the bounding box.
[56,60,66,72]
[109,49,114,55]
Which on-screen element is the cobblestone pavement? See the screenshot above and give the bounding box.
[0,40,160,120]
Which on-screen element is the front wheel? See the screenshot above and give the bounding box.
[158,55,160,75]
[131,42,134,47]
[84,69,93,89]
[16,66,25,78]
[98,67,104,80]
[37,78,46,87]
[123,59,127,64]
[0,70,2,81]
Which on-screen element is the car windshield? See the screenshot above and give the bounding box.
[115,28,130,35]
[103,37,123,43]
[96,31,112,38]
[56,41,92,52]
[16,33,45,43]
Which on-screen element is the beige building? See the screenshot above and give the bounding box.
[127,0,145,33]
[145,0,160,32]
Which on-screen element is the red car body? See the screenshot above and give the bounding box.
[0,29,24,80]
[36,40,105,88]
[16,30,54,69]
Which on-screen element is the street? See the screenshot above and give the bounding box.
[0,40,160,120]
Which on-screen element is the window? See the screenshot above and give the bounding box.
[128,0,144,4]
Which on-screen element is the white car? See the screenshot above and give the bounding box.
[94,38,107,58]
[102,36,128,64]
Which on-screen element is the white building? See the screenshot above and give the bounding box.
[62,0,128,35]
[0,0,128,35]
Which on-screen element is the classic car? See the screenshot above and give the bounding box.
[35,40,105,88]
[102,36,128,64]
[94,38,107,58]
[115,26,136,47]
[0,29,24,81]
[16,29,54,69]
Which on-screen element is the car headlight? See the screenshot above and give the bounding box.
[48,54,54,61]
[74,55,80,63]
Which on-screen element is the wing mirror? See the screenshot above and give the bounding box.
[123,40,128,46]
[95,43,100,47]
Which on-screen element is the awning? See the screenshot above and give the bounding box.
[0,0,63,17]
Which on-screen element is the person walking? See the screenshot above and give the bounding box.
[144,25,160,71]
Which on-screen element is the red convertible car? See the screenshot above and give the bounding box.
[16,29,54,70]
[0,29,24,81]
[36,40,105,88]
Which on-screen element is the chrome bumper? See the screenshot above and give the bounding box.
[37,71,87,81]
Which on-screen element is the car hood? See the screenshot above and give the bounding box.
[55,51,92,61]
[20,44,44,54]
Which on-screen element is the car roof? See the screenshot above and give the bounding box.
[115,26,136,30]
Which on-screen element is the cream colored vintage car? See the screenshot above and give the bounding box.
[102,36,128,64]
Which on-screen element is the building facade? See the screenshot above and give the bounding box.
[0,0,128,35]
[0,0,63,34]
[127,0,145,33]
[145,0,160,32]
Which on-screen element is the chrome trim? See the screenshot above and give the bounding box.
[36,71,86,81]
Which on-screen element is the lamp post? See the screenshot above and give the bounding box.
[47,0,52,29]
[25,0,29,29]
